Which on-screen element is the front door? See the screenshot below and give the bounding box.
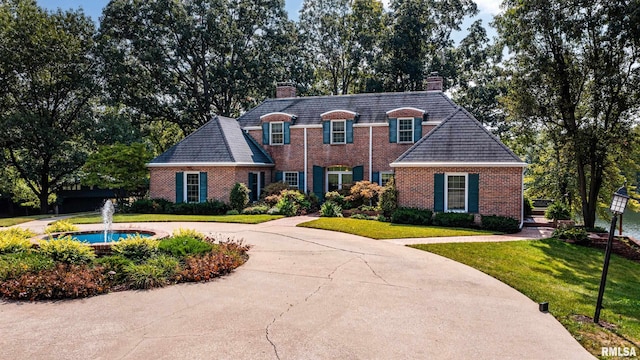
[326,166,353,192]
[249,172,261,202]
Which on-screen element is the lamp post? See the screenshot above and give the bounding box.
[594,186,630,324]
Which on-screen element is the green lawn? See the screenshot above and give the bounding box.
[67,213,283,224]
[411,239,640,357]
[297,218,496,239]
[0,214,58,227]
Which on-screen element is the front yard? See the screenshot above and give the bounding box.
[297,218,496,239]
[412,239,640,358]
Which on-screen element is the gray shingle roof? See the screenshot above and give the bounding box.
[149,116,273,165]
[393,108,524,164]
[237,91,457,126]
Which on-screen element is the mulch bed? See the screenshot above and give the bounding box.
[578,234,640,263]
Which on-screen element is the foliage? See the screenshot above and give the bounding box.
[242,204,270,215]
[45,220,79,234]
[0,263,108,300]
[81,142,152,204]
[376,215,389,222]
[39,236,96,264]
[298,218,494,239]
[0,252,54,281]
[110,235,159,262]
[349,213,372,220]
[0,227,35,254]
[584,226,607,234]
[94,255,133,281]
[261,182,291,198]
[275,190,309,216]
[480,215,520,234]
[230,183,250,212]
[169,200,229,215]
[226,210,240,216]
[432,212,475,228]
[129,198,174,214]
[391,207,432,226]
[378,177,398,217]
[123,262,171,289]
[179,242,250,282]
[98,0,300,132]
[324,191,346,207]
[552,228,589,243]
[0,1,98,214]
[544,202,571,222]
[346,181,382,208]
[320,201,343,218]
[412,240,640,356]
[159,236,213,257]
[495,0,640,227]
[523,196,533,217]
[172,228,206,241]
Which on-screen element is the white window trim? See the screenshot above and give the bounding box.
[380,171,394,186]
[326,169,353,192]
[330,119,346,144]
[283,171,299,189]
[397,117,414,144]
[444,173,468,212]
[270,122,284,145]
[184,171,200,204]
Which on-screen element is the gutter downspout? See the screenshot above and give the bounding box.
[520,167,525,229]
[304,128,308,193]
[369,126,372,181]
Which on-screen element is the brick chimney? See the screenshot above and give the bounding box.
[276,82,296,98]
[425,72,443,91]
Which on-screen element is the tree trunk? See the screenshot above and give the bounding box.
[39,176,49,214]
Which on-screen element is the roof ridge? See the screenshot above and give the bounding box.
[215,116,236,162]
[243,130,274,164]
[149,119,214,163]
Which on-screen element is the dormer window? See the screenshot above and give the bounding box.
[398,118,414,143]
[331,120,346,144]
[270,122,284,145]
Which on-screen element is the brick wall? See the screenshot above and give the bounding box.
[149,166,273,203]
[395,167,523,221]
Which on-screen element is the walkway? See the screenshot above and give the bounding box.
[0,217,591,359]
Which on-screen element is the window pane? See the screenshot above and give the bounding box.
[332,121,345,144]
[332,132,345,143]
[284,172,299,188]
[332,121,344,131]
[271,123,284,144]
[186,173,199,203]
[342,174,353,189]
[447,175,465,210]
[398,119,413,143]
[328,174,339,191]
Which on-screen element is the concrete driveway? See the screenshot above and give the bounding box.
[1,217,593,359]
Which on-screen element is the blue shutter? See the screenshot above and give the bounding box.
[248,173,256,202]
[372,172,380,185]
[346,120,354,143]
[175,172,184,203]
[262,123,269,145]
[199,172,207,203]
[413,117,422,142]
[323,122,330,144]
[275,171,283,182]
[298,171,305,191]
[284,122,291,144]
[389,118,397,143]
[313,165,324,199]
[434,173,444,212]
[353,165,364,182]
[468,174,479,213]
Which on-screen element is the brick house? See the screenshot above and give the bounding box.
[148,77,527,222]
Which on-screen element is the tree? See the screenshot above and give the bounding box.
[495,0,640,227]
[0,0,98,214]
[81,143,152,205]
[98,0,298,134]
[373,0,477,92]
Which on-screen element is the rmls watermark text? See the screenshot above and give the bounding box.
[602,347,637,357]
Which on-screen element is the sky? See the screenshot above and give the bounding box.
[36,0,500,44]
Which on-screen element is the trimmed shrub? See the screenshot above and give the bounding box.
[226,209,240,215]
[320,201,343,217]
[0,263,108,300]
[39,236,96,264]
[45,220,79,234]
[111,235,159,262]
[170,200,228,215]
[230,182,250,211]
[346,181,382,208]
[391,207,432,226]
[261,182,290,198]
[0,234,33,254]
[242,204,270,215]
[378,177,398,217]
[172,228,206,241]
[0,252,55,281]
[159,236,213,257]
[307,193,320,213]
[275,190,308,216]
[324,191,346,207]
[432,212,475,228]
[0,227,35,239]
[553,227,589,242]
[481,215,520,233]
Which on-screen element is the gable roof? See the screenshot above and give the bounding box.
[237,91,457,127]
[392,108,526,167]
[148,116,273,167]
